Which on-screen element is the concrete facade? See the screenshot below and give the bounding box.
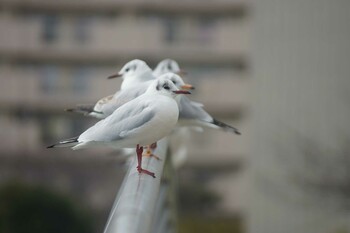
[0,0,251,218]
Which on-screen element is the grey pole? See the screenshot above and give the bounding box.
[103,138,169,233]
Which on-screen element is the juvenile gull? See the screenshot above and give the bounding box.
[66,59,155,118]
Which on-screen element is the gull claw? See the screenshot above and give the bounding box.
[137,166,156,178]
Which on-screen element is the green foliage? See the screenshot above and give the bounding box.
[0,182,93,233]
[178,183,221,214]
[179,216,241,233]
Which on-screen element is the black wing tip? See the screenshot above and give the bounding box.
[235,130,242,135]
[47,144,55,149]
[46,137,78,149]
[212,118,242,135]
[64,105,97,114]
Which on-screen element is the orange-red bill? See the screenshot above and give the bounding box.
[181,84,195,90]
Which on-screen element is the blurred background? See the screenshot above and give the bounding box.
[0,0,249,232]
[0,0,349,233]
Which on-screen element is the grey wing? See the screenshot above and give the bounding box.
[189,100,204,108]
[78,100,155,142]
[178,96,212,122]
[96,85,148,117]
[91,95,115,118]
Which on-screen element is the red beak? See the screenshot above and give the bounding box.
[181,84,195,90]
[173,90,191,94]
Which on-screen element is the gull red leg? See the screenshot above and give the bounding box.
[136,144,156,178]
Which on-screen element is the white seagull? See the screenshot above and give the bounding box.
[65,59,156,118]
[96,72,193,119]
[48,78,191,178]
[153,59,187,77]
[66,64,194,119]
[154,59,241,135]
[107,59,154,90]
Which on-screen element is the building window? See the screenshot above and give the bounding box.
[40,115,87,145]
[72,67,90,93]
[74,16,91,43]
[164,17,178,43]
[41,14,59,43]
[198,18,216,44]
[162,17,217,45]
[40,65,59,93]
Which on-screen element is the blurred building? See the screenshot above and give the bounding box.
[249,1,350,233]
[0,0,251,225]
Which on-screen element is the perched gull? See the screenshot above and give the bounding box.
[66,59,155,118]
[107,59,155,90]
[177,96,241,135]
[66,70,194,119]
[153,59,193,168]
[154,59,241,135]
[153,59,187,77]
[48,78,191,178]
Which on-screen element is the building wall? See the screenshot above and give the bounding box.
[249,1,350,232]
[0,0,251,216]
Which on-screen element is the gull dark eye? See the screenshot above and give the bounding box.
[172,80,177,85]
[125,68,130,72]
[167,64,172,70]
[163,83,170,90]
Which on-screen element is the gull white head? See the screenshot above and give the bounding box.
[108,59,155,90]
[160,72,195,90]
[146,77,191,98]
[153,59,187,77]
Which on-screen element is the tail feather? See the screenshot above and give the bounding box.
[47,137,79,149]
[212,118,241,135]
[65,104,102,116]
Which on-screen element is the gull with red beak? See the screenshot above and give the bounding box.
[153,59,241,135]
[48,78,191,178]
[65,71,195,160]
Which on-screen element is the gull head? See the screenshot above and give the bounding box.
[153,59,187,77]
[147,78,191,98]
[108,59,153,80]
[160,72,195,90]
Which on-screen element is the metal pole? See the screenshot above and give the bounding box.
[103,138,169,233]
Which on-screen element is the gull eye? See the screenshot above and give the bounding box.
[163,83,170,90]
[125,68,130,72]
[167,64,172,70]
[172,80,177,85]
